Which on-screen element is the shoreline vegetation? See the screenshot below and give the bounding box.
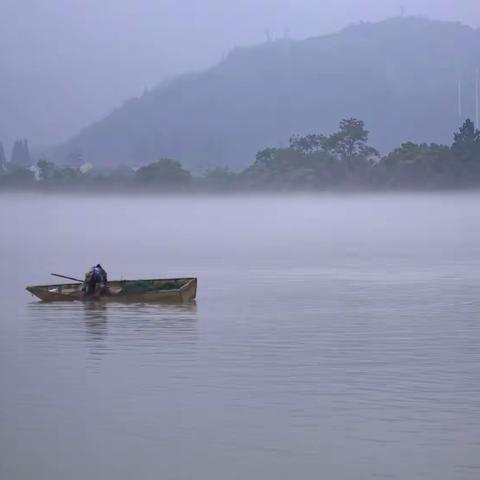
[1,118,480,193]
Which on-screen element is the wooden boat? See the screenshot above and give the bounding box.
[26,277,197,303]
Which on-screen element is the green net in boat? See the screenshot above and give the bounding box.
[121,280,181,294]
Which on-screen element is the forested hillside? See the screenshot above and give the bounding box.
[51,17,480,171]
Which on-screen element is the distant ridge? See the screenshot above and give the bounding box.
[51,17,480,171]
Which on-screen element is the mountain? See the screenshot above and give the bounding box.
[51,17,480,171]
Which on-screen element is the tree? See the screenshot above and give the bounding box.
[203,167,236,190]
[10,139,31,166]
[134,159,192,188]
[289,134,325,155]
[452,119,480,162]
[53,166,82,184]
[0,166,35,186]
[37,159,56,181]
[323,118,379,162]
[254,148,282,168]
[377,142,452,188]
[0,142,6,171]
[10,141,22,165]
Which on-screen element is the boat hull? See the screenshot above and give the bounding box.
[26,277,197,303]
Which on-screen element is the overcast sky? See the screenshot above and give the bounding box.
[1,0,479,152]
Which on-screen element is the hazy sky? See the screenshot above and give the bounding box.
[1,0,479,153]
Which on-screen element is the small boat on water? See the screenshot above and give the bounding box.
[26,277,197,303]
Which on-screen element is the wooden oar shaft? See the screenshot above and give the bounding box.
[50,273,83,283]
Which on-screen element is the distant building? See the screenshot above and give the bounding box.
[80,162,93,174]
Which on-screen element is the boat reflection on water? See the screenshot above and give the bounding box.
[26,300,198,359]
[82,302,109,356]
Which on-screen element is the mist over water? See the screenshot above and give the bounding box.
[1,193,480,479]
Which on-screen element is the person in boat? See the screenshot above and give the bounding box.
[82,264,108,296]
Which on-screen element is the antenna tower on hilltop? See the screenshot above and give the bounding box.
[475,68,479,127]
[457,71,463,118]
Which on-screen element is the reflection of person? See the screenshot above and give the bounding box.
[82,264,108,296]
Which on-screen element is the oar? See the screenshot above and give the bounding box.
[50,273,83,283]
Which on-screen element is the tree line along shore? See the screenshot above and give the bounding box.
[1,118,480,192]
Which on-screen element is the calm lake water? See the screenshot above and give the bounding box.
[1,193,480,480]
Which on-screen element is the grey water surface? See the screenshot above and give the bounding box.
[1,193,479,480]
